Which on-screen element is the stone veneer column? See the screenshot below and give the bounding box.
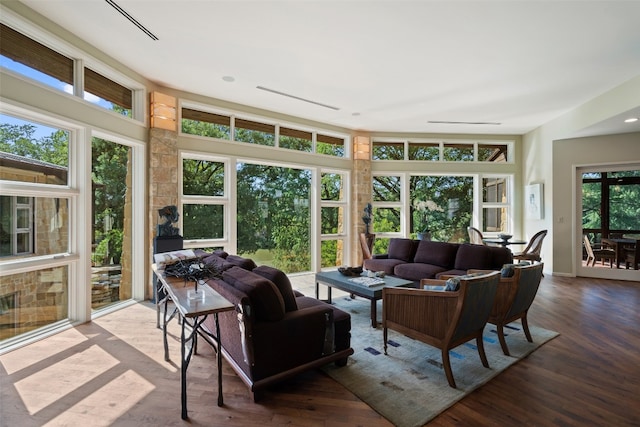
[147,92,178,299]
[353,135,372,266]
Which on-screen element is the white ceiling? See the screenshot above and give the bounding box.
[18,0,640,136]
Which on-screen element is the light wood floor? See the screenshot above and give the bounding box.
[1,274,639,426]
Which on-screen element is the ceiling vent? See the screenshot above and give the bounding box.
[256,86,340,111]
[428,120,501,125]
[105,0,159,40]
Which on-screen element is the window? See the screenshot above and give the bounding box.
[181,157,226,242]
[320,172,347,268]
[443,143,474,162]
[373,141,404,160]
[181,108,231,139]
[180,107,347,157]
[582,170,640,241]
[408,142,439,161]
[410,175,473,241]
[0,23,141,119]
[317,134,345,157]
[234,118,275,146]
[371,175,402,253]
[0,23,73,93]
[84,68,132,117]
[482,176,510,233]
[236,163,311,273]
[0,114,69,185]
[374,139,512,162]
[279,127,312,152]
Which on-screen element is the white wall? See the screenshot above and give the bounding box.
[523,75,640,277]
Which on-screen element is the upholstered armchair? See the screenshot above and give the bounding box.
[382,272,500,388]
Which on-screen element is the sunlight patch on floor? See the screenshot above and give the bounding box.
[14,344,119,415]
[42,369,154,427]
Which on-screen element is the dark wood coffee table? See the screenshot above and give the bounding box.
[315,270,414,328]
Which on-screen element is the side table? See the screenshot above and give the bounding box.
[153,264,234,420]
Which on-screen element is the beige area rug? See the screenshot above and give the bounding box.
[322,296,559,427]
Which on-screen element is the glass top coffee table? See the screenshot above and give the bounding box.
[315,270,414,328]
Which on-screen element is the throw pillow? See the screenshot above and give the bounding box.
[252,265,298,312]
[387,238,418,262]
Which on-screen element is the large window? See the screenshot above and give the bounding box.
[1,114,72,341]
[370,173,514,249]
[237,163,311,273]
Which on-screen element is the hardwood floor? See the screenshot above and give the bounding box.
[1,274,639,426]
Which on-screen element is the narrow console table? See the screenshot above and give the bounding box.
[152,264,234,420]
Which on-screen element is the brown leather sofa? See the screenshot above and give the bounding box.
[363,238,513,283]
[199,252,353,401]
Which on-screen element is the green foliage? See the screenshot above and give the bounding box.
[0,123,68,167]
[181,119,230,139]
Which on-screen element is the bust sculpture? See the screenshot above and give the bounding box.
[157,205,180,237]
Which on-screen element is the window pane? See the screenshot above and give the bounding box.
[408,142,439,161]
[181,108,231,139]
[321,239,343,268]
[373,141,404,160]
[1,114,69,185]
[0,266,69,341]
[321,207,343,234]
[582,181,601,229]
[280,127,312,152]
[373,176,401,202]
[237,164,311,273]
[409,175,473,242]
[478,144,508,162]
[91,137,132,310]
[373,207,400,233]
[0,23,73,93]
[84,68,132,117]
[1,196,69,257]
[183,159,224,196]
[443,143,474,161]
[609,183,640,230]
[234,118,275,146]
[317,134,344,157]
[183,204,224,239]
[483,177,507,203]
[321,173,343,201]
[483,207,508,232]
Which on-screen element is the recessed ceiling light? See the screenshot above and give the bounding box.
[222,76,235,82]
[624,117,638,123]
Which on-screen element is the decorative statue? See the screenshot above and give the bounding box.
[157,205,180,236]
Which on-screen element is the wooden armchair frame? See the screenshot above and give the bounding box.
[382,272,500,388]
[486,263,544,355]
[467,226,485,245]
[513,229,547,262]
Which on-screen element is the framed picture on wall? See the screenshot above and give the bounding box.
[526,183,543,219]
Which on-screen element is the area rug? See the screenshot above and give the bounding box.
[321,296,559,427]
